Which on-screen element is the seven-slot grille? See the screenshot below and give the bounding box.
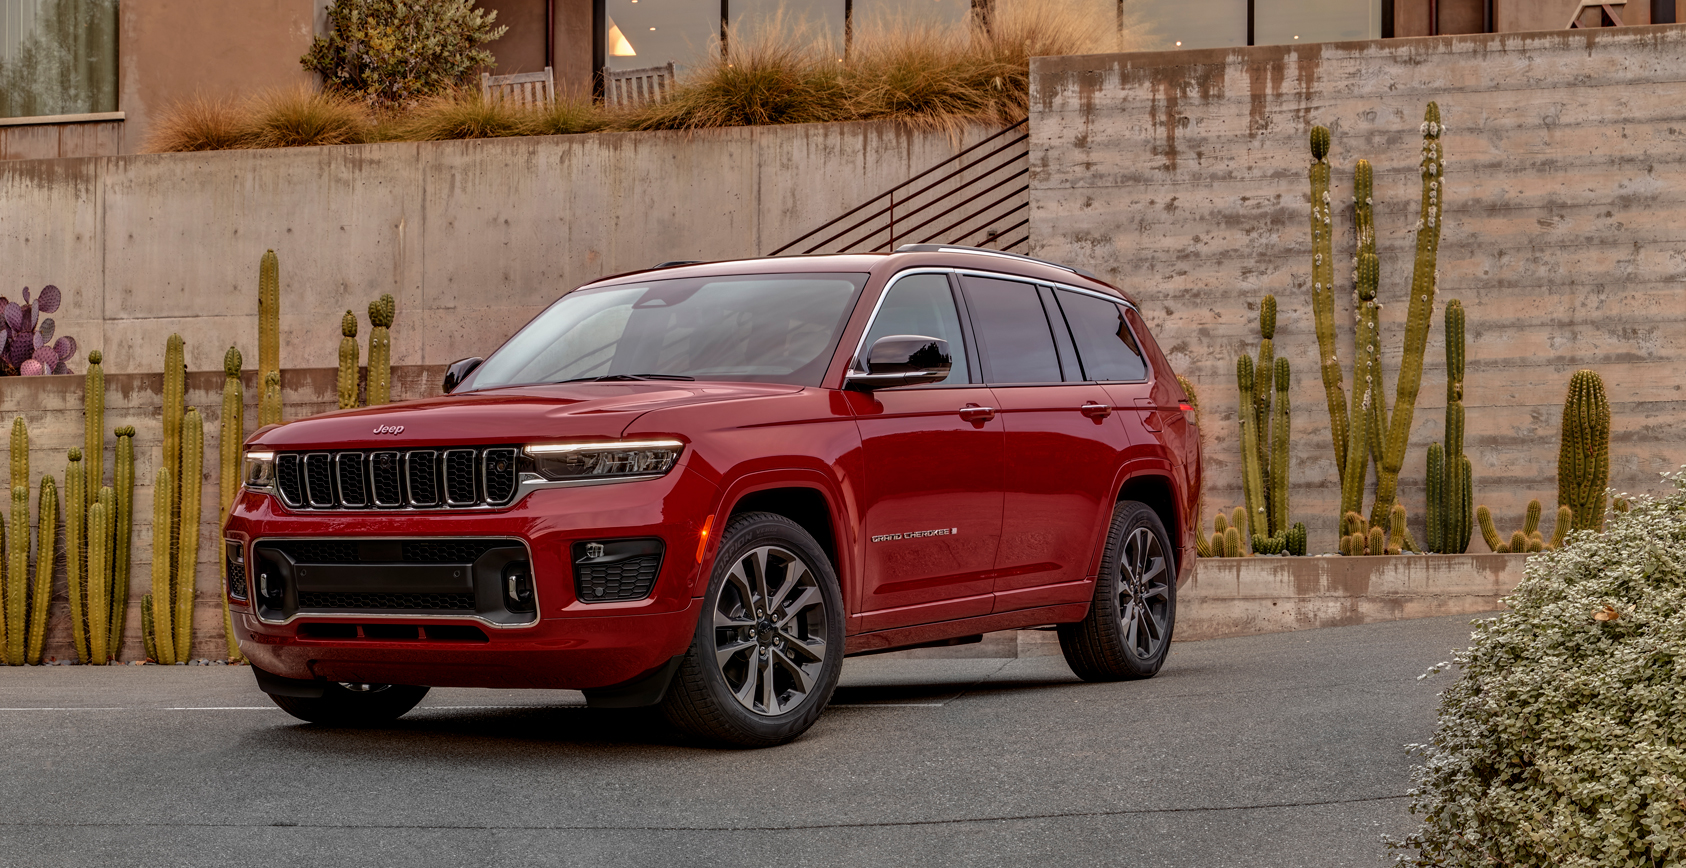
[274,448,519,510]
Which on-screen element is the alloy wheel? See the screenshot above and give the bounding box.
[712,545,829,716]
[1117,526,1171,660]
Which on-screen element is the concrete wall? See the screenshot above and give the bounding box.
[1028,25,1686,552]
[0,120,999,376]
[0,116,123,161]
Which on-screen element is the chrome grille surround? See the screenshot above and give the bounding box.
[273,447,519,511]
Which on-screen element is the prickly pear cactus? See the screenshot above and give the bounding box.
[1558,369,1610,532]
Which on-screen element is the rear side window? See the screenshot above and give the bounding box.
[961,276,1062,384]
[1053,289,1146,382]
[860,273,969,386]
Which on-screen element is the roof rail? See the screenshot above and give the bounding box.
[652,260,704,269]
[893,244,1099,280]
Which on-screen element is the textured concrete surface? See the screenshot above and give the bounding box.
[0,120,1005,375]
[1029,24,1686,553]
[0,612,1489,867]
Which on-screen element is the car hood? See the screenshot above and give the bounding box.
[250,381,805,450]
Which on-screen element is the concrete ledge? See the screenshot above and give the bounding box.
[878,553,1528,659]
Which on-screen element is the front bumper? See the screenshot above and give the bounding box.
[225,469,717,690]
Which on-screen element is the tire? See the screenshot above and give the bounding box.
[1058,500,1177,681]
[661,511,844,747]
[266,681,430,726]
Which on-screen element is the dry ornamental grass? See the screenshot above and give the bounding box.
[146,0,1139,152]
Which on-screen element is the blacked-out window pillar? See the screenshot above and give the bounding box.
[1247,0,1255,44]
[1382,0,1394,37]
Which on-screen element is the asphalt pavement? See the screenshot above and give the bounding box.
[0,613,1491,868]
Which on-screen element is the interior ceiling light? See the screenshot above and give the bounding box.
[607,17,637,56]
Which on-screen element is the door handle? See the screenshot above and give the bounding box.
[1080,402,1113,419]
[958,405,996,423]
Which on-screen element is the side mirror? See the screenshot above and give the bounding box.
[845,335,951,391]
[442,357,484,394]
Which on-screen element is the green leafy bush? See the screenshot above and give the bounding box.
[1396,474,1686,865]
[302,0,507,107]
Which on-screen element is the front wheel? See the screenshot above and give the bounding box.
[661,512,844,747]
[266,681,430,726]
[1058,501,1177,681]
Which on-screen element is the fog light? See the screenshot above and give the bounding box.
[503,561,534,613]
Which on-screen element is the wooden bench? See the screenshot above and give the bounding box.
[481,67,555,108]
[605,63,676,108]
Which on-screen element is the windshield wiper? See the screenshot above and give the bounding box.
[555,373,696,384]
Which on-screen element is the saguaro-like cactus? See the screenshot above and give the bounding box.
[1426,301,1472,553]
[1269,356,1291,537]
[163,334,185,584]
[1236,354,1266,542]
[84,351,104,510]
[174,407,203,663]
[88,495,110,664]
[338,312,360,409]
[149,466,175,665]
[5,483,25,665]
[367,293,395,405]
[219,349,245,662]
[1308,125,1350,486]
[1558,370,1610,532]
[64,449,87,662]
[258,250,281,425]
[26,475,56,665]
[261,372,282,427]
[111,426,136,657]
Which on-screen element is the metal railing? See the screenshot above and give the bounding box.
[767,119,1030,256]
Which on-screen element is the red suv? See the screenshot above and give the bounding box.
[228,246,1200,746]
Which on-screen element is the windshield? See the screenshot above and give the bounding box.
[467,272,868,389]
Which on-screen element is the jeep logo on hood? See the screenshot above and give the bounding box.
[372,424,406,435]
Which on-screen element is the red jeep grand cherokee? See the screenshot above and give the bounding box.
[228,245,1200,746]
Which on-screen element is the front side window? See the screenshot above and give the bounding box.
[961,275,1062,385]
[858,272,970,386]
[469,273,866,389]
[1053,289,1146,382]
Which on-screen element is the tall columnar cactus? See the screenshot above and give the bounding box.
[64,449,87,662]
[258,250,281,425]
[5,483,25,665]
[26,475,56,665]
[84,350,104,513]
[367,293,395,405]
[1253,295,1276,500]
[111,426,135,657]
[1269,356,1291,537]
[174,407,203,663]
[1558,369,1610,532]
[1308,125,1350,487]
[1309,105,1446,541]
[219,348,245,662]
[1476,499,1571,553]
[163,334,185,587]
[1426,300,1472,553]
[261,372,282,427]
[87,495,110,664]
[1236,354,1266,542]
[338,311,360,409]
[149,466,175,665]
[1369,103,1446,530]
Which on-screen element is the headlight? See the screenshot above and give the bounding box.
[523,440,683,482]
[243,451,276,490]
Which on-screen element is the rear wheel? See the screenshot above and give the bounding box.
[661,512,843,747]
[1058,500,1177,681]
[267,681,430,726]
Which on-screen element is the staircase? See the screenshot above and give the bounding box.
[767,119,1030,257]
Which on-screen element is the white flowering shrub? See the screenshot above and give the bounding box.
[1395,473,1686,865]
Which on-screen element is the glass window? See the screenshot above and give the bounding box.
[0,0,118,118]
[470,273,866,388]
[1134,0,1247,50]
[961,275,1062,384]
[1053,290,1145,382]
[605,0,721,72]
[1254,0,1380,45]
[731,0,845,54]
[849,0,973,36]
[860,273,969,386]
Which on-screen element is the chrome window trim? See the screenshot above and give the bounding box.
[247,536,539,629]
[333,452,368,508]
[953,268,1151,386]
